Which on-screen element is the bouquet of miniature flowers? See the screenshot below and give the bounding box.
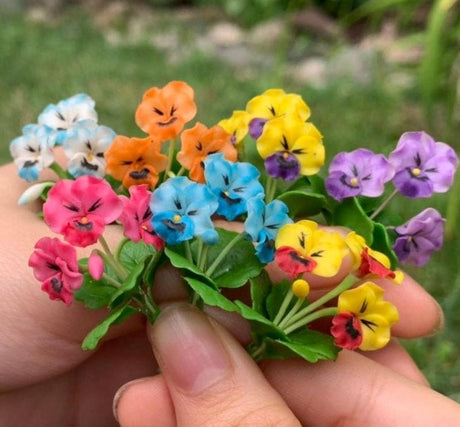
[11,81,458,362]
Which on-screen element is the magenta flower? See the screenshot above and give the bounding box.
[325,148,394,201]
[43,176,123,247]
[88,252,105,280]
[29,237,83,305]
[389,132,458,198]
[393,208,445,266]
[119,185,164,250]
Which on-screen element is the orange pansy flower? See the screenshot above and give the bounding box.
[105,135,168,189]
[135,81,197,141]
[177,122,237,183]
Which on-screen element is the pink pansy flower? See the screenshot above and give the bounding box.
[88,252,105,280]
[119,184,164,250]
[43,175,123,247]
[29,237,83,305]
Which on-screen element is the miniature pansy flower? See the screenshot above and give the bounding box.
[63,120,116,178]
[246,89,311,139]
[204,153,264,220]
[275,220,347,278]
[119,185,164,250]
[29,237,83,305]
[331,281,399,351]
[389,131,458,198]
[105,136,168,189]
[88,252,105,280]
[135,81,197,141]
[9,124,55,182]
[43,175,123,247]
[345,232,403,284]
[257,117,324,181]
[150,177,218,245]
[244,196,293,263]
[325,149,394,201]
[218,110,250,146]
[38,94,98,145]
[393,208,445,266]
[177,122,237,183]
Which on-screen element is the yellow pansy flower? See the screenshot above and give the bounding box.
[218,110,250,147]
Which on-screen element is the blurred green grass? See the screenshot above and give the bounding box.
[1,6,459,399]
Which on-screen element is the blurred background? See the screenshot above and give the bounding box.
[1,0,459,400]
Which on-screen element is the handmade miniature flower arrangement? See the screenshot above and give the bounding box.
[11,81,458,362]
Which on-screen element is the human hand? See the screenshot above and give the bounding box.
[0,160,456,426]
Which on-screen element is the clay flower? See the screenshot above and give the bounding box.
[393,208,445,266]
[38,93,98,145]
[218,110,250,146]
[9,124,55,182]
[150,177,218,245]
[119,185,164,250]
[275,220,347,278]
[389,131,458,198]
[345,232,403,284]
[325,148,394,201]
[177,122,237,183]
[63,120,116,178]
[43,176,123,247]
[256,117,324,181]
[331,282,399,351]
[135,81,197,141]
[203,154,264,220]
[244,196,292,263]
[105,136,168,189]
[88,252,105,280]
[246,89,311,139]
[29,237,83,305]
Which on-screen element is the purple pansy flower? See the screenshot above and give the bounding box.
[389,131,458,198]
[248,118,268,140]
[325,148,394,201]
[393,208,445,266]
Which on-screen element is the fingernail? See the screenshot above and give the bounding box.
[428,302,445,337]
[150,303,231,395]
[112,378,149,422]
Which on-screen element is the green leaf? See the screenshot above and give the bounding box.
[332,197,374,243]
[206,228,264,288]
[164,246,212,285]
[184,276,238,313]
[234,300,286,340]
[119,240,158,272]
[74,272,118,309]
[262,329,339,362]
[81,305,137,350]
[371,221,399,270]
[249,270,272,316]
[109,261,146,308]
[277,190,326,218]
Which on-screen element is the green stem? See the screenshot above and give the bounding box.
[273,289,294,325]
[370,188,399,220]
[199,244,209,272]
[98,236,128,280]
[185,240,193,264]
[283,276,356,329]
[114,237,130,260]
[265,177,277,203]
[283,307,338,335]
[277,297,304,329]
[49,162,70,179]
[205,233,245,277]
[139,287,160,323]
[248,341,266,362]
[79,264,123,288]
[164,138,177,179]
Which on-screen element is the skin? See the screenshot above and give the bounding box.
[0,162,459,426]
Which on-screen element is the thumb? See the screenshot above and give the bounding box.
[115,303,300,426]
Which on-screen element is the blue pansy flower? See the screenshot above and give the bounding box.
[244,196,292,263]
[9,124,56,182]
[38,94,98,145]
[150,177,219,245]
[63,120,116,178]
[204,153,264,220]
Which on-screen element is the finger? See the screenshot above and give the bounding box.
[360,339,429,386]
[144,303,300,426]
[261,351,460,426]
